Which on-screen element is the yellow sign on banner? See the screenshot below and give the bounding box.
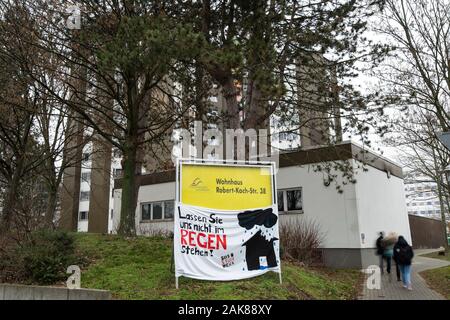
[180,163,273,210]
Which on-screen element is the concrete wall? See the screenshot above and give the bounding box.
[77,220,88,232]
[275,162,359,249]
[353,159,412,250]
[408,214,446,249]
[0,284,111,300]
[321,248,379,269]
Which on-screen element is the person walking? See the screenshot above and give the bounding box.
[392,246,402,282]
[394,236,414,290]
[382,232,397,277]
[376,232,385,273]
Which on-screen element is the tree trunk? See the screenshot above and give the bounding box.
[432,147,449,251]
[118,143,138,236]
[44,186,58,228]
[1,172,21,232]
[436,178,449,251]
[221,77,241,130]
[1,110,33,233]
[118,77,140,237]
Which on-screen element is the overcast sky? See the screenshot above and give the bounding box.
[347,14,402,165]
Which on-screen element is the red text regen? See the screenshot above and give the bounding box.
[180,230,227,250]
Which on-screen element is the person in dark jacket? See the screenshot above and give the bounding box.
[392,243,402,282]
[375,232,385,274]
[393,236,414,290]
[382,232,398,277]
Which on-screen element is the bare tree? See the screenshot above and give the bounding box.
[383,110,449,249]
[376,0,450,129]
[2,1,200,236]
[375,0,450,249]
[0,2,89,235]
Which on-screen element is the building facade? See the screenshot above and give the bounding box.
[112,142,412,268]
[76,142,122,233]
[404,177,445,220]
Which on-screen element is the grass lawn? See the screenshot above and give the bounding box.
[421,251,450,262]
[420,251,450,300]
[74,233,362,300]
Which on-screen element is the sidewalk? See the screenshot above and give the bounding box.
[359,249,450,300]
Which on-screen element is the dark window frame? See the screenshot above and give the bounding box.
[79,211,89,221]
[81,172,91,182]
[80,191,90,201]
[140,200,175,222]
[277,188,303,214]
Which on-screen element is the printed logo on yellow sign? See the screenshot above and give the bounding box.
[189,177,209,192]
[181,164,273,210]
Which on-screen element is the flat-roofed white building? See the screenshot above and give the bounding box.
[112,141,412,268]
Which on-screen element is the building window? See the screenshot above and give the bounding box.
[141,200,175,221]
[152,202,163,220]
[110,209,114,219]
[164,201,174,219]
[82,153,90,162]
[81,172,91,182]
[286,189,302,211]
[277,191,284,212]
[277,188,303,213]
[113,168,123,179]
[79,211,88,221]
[80,191,90,201]
[113,148,122,158]
[142,203,151,220]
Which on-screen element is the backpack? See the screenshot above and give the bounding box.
[396,246,412,265]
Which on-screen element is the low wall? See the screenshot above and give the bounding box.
[408,214,446,249]
[0,283,111,300]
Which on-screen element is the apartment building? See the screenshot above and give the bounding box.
[76,143,122,233]
[404,177,445,220]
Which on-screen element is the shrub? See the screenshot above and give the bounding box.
[279,218,324,266]
[0,236,26,283]
[17,229,77,285]
[137,225,174,238]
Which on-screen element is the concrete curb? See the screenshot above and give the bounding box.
[0,283,111,300]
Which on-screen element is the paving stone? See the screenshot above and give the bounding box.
[359,250,450,300]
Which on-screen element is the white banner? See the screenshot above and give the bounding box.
[174,204,281,281]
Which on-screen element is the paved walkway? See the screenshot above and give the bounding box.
[359,249,450,300]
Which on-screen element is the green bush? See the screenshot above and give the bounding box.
[19,230,77,285]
